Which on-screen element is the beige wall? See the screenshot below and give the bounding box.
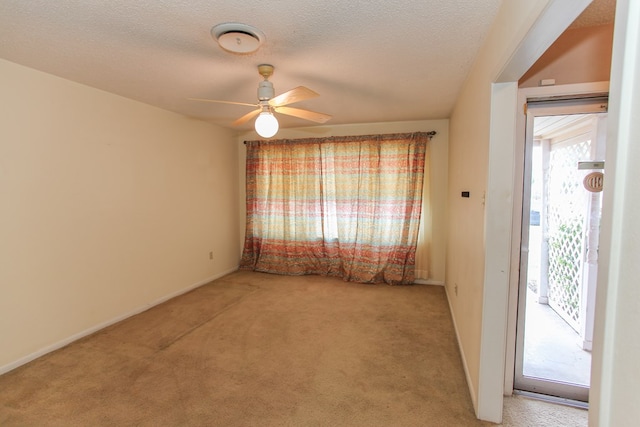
[236,120,449,283]
[520,23,613,88]
[446,0,561,416]
[0,59,240,372]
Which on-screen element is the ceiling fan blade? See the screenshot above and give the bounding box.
[269,86,319,107]
[188,98,257,108]
[232,108,261,126]
[274,106,332,124]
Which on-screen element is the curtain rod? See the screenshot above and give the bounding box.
[243,130,437,144]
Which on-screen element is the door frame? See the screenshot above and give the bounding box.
[513,99,608,403]
[504,81,610,396]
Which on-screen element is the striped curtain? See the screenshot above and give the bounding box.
[239,132,429,285]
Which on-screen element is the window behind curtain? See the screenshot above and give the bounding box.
[240,132,429,285]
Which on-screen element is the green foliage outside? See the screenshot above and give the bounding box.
[548,220,582,321]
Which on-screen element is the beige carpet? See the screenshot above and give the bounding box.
[502,395,587,426]
[0,270,581,426]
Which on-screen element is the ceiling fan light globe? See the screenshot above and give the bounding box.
[255,112,279,138]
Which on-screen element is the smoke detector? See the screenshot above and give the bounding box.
[211,23,265,54]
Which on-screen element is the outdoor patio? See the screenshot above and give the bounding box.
[523,287,591,386]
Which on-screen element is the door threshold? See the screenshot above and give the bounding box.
[513,389,589,410]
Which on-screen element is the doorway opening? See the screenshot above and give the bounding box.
[514,98,607,403]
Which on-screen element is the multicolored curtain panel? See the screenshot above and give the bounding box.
[240,132,430,285]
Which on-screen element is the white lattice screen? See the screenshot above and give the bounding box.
[546,140,591,331]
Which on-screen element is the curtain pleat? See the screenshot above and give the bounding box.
[415,142,432,280]
[240,132,430,285]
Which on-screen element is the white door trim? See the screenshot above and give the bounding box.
[590,0,640,424]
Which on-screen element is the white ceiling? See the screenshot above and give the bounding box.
[534,114,593,140]
[0,0,615,132]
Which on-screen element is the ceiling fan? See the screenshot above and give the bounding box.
[191,64,331,138]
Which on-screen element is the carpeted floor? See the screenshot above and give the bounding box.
[0,271,585,426]
[502,394,587,427]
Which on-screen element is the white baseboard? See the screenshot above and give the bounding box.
[414,279,445,286]
[444,284,478,413]
[0,267,238,376]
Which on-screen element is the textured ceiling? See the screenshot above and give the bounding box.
[0,0,615,131]
[571,0,616,28]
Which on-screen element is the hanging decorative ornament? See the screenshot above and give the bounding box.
[583,171,604,193]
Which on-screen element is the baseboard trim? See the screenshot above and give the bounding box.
[414,279,445,286]
[444,284,478,412]
[0,267,238,376]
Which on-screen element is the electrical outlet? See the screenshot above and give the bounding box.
[209,251,213,260]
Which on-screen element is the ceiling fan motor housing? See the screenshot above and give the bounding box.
[258,80,275,101]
